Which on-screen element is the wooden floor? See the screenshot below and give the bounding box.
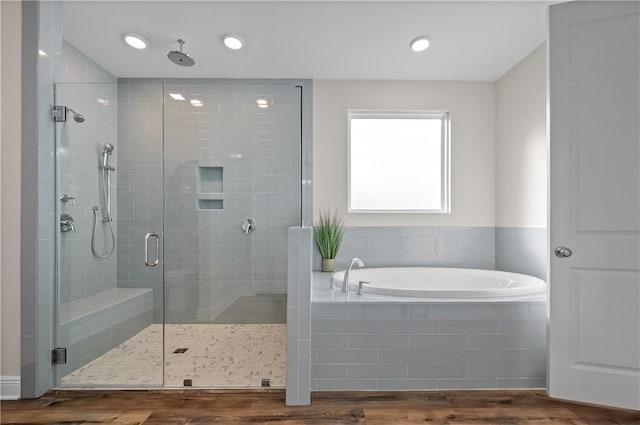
[2,389,639,424]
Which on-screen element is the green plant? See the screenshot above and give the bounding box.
[313,209,344,260]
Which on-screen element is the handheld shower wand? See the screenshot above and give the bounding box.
[101,143,115,170]
[92,143,116,258]
[100,143,115,221]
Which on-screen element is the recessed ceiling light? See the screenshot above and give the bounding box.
[122,33,148,50]
[256,99,269,109]
[169,93,185,100]
[410,36,431,52]
[190,99,203,107]
[222,35,244,50]
[38,49,48,57]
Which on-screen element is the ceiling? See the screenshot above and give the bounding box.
[63,1,552,81]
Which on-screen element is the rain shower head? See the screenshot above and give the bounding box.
[66,107,85,123]
[167,39,195,67]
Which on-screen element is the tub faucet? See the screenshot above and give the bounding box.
[342,258,365,293]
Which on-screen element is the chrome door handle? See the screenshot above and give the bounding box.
[145,232,159,266]
[554,246,573,258]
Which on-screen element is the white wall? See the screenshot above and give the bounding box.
[1,0,22,386]
[495,43,547,228]
[313,80,496,227]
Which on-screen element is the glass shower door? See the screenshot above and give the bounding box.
[162,80,301,388]
[54,79,301,388]
[54,81,164,387]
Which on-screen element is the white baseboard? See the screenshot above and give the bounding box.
[0,375,20,400]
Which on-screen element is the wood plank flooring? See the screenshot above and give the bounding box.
[2,389,639,424]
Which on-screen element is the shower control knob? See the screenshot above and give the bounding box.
[554,246,573,258]
[60,213,76,233]
[241,217,256,234]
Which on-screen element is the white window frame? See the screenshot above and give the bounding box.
[347,109,451,213]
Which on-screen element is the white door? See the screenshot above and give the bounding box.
[549,1,640,410]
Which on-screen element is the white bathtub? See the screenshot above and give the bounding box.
[331,267,546,298]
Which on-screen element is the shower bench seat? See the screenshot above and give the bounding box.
[57,288,153,377]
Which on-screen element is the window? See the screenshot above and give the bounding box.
[348,110,450,213]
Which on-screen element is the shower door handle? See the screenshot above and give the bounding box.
[144,233,159,267]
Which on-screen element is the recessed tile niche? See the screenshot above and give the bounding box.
[197,166,223,210]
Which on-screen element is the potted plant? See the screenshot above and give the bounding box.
[314,209,344,272]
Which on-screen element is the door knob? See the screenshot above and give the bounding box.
[555,246,573,258]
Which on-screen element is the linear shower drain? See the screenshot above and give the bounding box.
[173,348,188,354]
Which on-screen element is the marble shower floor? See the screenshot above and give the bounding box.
[60,324,286,388]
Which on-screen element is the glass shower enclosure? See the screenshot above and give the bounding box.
[54,79,302,388]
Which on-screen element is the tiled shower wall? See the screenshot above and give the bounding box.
[115,79,164,322]
[21,0,60,397]
[18,0,118,397]
[117,79,303,324]
[56,40,118,304]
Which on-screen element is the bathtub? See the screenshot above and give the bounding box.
[311,267,547,391]
[331,267,546,298]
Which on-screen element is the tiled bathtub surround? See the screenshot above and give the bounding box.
[312,226,547,282]
[495,227,547,280]
[313,226,496,271]
[311,298,546,391]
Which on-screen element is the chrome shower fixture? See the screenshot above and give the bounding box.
[99,143,116,218]
[92,143,116,258]
[68,108,85,123]
[167,39,195,67]
[52,105,85,123]
[101,143,115,170]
